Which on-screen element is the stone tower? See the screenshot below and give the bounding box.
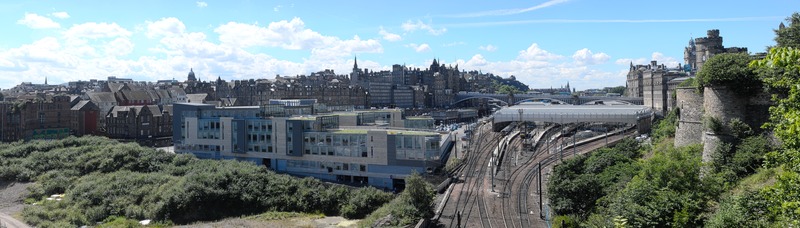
[691,30,724,72]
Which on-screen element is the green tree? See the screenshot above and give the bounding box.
[402,172,435,219]
[696,53,761,96]
[775,13,800,48]
[607,86,626,95]
[751,46,800,225]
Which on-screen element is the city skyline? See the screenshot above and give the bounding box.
[0,0,795,90]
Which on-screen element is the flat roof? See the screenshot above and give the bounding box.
[332,128,438,136]
[494,103,652,124]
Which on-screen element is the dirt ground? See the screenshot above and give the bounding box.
[0,181,31,215]
[177,216,360,228]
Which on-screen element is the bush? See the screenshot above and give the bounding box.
[703,115,723,134]
[553,215,579,228]
[727,118,754,139]
[652,108,678,141]
[340,187,393,219]
[0,136,395,226]
[359,172,434,227]
[696,53,761,96]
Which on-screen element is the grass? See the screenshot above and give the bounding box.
[244,211,324,221]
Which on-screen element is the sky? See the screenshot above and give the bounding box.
[0,0,796,90]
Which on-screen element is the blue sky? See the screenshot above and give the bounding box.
[0,0,795,90]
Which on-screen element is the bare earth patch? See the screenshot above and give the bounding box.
[0,181,32,215]
[176,214,360,228]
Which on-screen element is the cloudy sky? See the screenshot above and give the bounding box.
[0,0,795,90]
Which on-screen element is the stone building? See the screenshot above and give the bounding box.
[105,105,173,147]
[626,29,748,116]
[684,29,749,75]
[626,61,686,116]
[0,95,74,141]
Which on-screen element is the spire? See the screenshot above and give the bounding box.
[353,55,358,70]
[44,76,47,85]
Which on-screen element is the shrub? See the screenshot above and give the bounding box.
[727,118,754,139]
[703,116,723,134]
[696,53,761,96]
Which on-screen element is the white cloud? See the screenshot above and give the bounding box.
[104,38,134,56]
[479,45,498,52]
[444,0,569,18]
[517,43,562,61]
[64,22,132,39]
[50,12,70,19]
[441,43,625,90]
[401,20,446,35]
[378,27,402,42]
[17,13,60,29]
[572,48,610,65]
[196,1,208,8]
[0,17,391,88]
[214,17,383,59]
[406,43,431,53]
[615,52,680,68]
[146,17,186,38]
[274,5,282,12]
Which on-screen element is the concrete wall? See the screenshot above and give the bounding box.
[675,87,704,147]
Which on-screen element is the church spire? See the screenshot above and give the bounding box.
[353,55,358,70]
[44,76,47,85]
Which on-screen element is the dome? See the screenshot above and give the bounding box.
[188,68,197,81]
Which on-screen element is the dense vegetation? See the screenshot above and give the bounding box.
[0,136,393,227]
[359,172,435,227]
[695,52,761,96]
[491,75,530,94]
[548,12,800,227]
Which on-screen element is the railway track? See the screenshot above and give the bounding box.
[442,122,497,228]
[497,125,636,228]
[497,125,560,228]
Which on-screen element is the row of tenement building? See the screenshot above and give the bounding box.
[0,58,499,145]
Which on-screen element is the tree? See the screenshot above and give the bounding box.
[607,86,626,95]
[696,53,761,96]
[775,13,800,48]
[402,172,435,219]
[749,37,800,225]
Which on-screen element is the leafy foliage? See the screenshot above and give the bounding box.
[0,136,393,226]
[696,52,761,96]
[359,172,435,227]
[775,13,800,48]
[750,44,800,226]
[547,139,641,218]
[652,107,678,141]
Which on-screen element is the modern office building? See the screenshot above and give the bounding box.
[172,103,448,190]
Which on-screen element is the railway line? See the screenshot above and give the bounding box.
[438,121,498,228]
[437,120,636,228]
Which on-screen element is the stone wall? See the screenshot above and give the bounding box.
[674,84,773,166]
[702,133,733,163]
[746,90,773,130]
[674,87,704,147]
[703,86,746,124]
